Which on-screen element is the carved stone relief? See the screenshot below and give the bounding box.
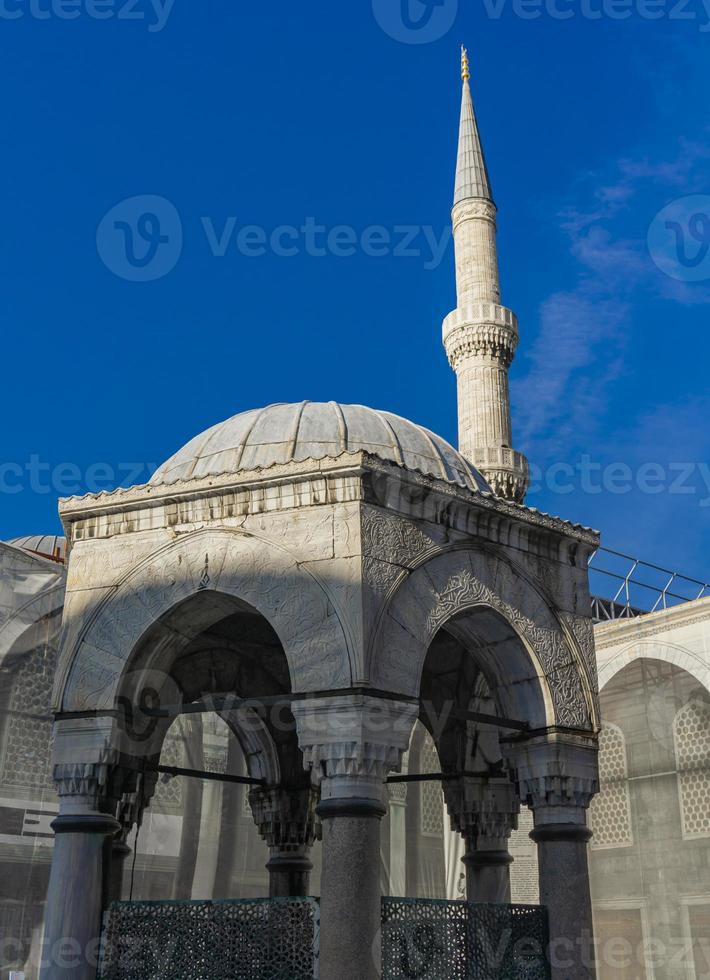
[374,549,594,730]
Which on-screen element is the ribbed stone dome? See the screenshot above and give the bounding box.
[7,535,66,563]
[151,402,490,493]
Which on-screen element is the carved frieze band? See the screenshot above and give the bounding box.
[452,198,498,229]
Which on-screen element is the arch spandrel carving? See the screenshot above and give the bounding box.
[57,528,353,713]
[370,546,596,731]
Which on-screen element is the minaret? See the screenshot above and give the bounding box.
[443,47,529,502]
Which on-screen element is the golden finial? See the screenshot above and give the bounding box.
[461,45,470,82]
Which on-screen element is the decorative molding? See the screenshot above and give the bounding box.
[452,198,498,228]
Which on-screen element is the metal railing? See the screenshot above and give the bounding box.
[589,547,710,622]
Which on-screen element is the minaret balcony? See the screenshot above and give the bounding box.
[443,304,519,368]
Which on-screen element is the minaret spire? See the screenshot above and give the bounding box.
[443,47,529,502]
[455,47,492,204]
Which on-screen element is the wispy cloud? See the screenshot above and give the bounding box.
[513,137,710,453]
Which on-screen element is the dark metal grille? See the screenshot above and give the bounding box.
[381,898,550,980]
[99,898,319,980]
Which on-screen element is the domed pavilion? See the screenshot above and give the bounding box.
[41,50,601,980]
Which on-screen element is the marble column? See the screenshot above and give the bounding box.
[444,776,519,904]
[249,785,319,897]
[509,734,599,980]
[293,695,418,980]
[40,765,119,980]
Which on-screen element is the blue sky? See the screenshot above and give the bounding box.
[1,0,708,582]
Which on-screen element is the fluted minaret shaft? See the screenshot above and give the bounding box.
[443,48,529,503]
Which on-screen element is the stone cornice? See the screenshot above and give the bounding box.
[593,595,710,650]
[57,452,599,556]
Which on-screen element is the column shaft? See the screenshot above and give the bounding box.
[318,801,385,980]
[41,814,120,980]
[532,824,596,980]
[464,846,512,904]
[267,851,313,898]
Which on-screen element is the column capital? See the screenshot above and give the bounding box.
[504,733,599,826]
[292,695,418,807]
[248,785,320,853]
[51,715,120,814]
[444,776,519,847]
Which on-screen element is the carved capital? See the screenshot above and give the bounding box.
[52,762,115,812]
[505,734,599,826]
[292,695,418,805]
[248,785,320,854]
[50,716,120,812]
[444,776,519,846]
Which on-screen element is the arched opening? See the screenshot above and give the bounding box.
[377,607,548,906]
[110,590,321,903]
[124,710,324,903]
